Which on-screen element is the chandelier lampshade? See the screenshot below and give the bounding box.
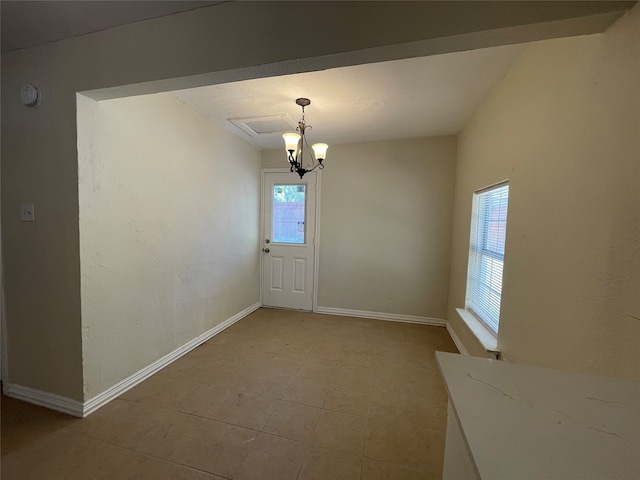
[311,143,328,162]
[283,132,301,156]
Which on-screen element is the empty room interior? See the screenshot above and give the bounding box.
[1,2,639,479]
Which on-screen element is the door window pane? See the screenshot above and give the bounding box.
[272,185,305,244]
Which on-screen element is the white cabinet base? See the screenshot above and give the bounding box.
[443,403,479,480]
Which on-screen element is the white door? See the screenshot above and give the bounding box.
[261,171,317,311]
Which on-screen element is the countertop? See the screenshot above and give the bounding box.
[436,352,640,480]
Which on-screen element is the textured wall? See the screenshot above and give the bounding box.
[448,7,640,381]
[263,137,457,319]
[77,94,260,399]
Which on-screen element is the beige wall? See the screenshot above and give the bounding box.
[448,8,640,381]
[77,94,260,399]
[263,137,457,319]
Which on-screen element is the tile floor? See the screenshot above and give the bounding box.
[1,308,458,480]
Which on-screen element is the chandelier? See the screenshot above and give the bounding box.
[282,98,328,178]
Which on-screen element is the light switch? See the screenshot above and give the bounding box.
[20,203,35,222]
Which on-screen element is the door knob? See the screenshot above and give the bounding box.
[263,248,270,253]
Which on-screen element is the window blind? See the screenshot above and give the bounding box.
[465,183,509,333]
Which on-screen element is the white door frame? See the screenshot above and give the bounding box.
[260,168,321,312]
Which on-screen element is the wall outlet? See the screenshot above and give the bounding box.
[20,203,35,222]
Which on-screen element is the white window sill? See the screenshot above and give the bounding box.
[455,308,500,358]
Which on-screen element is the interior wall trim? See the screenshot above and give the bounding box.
[316,306,446,326]
[3,383,84,417]
[446,321,469,355]
[82,302,260,416]
[3,302,261,417]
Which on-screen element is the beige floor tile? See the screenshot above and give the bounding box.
[298,359,340,383]
[1,430,113,480]
[233,433,308,480]
[178,382,240,419]
[246,336,288,354]
[224,348,277,370]
[119,374,201,411]
[404,326,458,353]
[111,452,227,479]
[298,446,362,480]
[0,395,78,456]
[205,331,236,346]
[361,458,434,480]
[180,373,292,422]
[208,329,286,354]
[130,409,257,478]
[2,428,222,480]
[230,350,280,374]
[157,355,221,385]
[156,354,199,377]
[367,388,416,419]
[186,343,229,361]
[71,400,256,478]
[65,399,159,444]
[374,368,446,400]
[364,418,444,474]
[313,409,366,455]
[263,354,304,376]
[179,363,240,386]
[412,400,448,432]
[411,377,449,404]
[341,338,378,355]
[2,308,456,480]
[416,427,446,476]
[241,373,294,399]
[283,377,330,408]
[366,330,407,348]
[364,415,423,469]
[209,393,279,430]
[311,342,350,363]
[338,350,374,368]
[262,401,322,443]
[323,383,370,416]
[333,364,374,388]
[279,341,315,357]
[207,371,256,393]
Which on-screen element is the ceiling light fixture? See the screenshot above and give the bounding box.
[282,98,328,178]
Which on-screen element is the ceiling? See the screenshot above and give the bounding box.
[1,1,223,52]
[171,43,525,149]
[0,1,522,150]
[2,1,626,150]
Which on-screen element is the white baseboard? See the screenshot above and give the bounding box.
[3,383,84,417]
[315,306,446,326]
[3,302,260,418]
[82,302,260,416]
[446,321,469,355]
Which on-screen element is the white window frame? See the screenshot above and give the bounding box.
[464,181,509,336]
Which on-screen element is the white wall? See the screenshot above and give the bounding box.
[448,8,640,381]
[77,93,260,399]
[263,137,457,319]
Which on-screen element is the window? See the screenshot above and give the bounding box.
[272,184,306,244]
[465,182,509,334]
